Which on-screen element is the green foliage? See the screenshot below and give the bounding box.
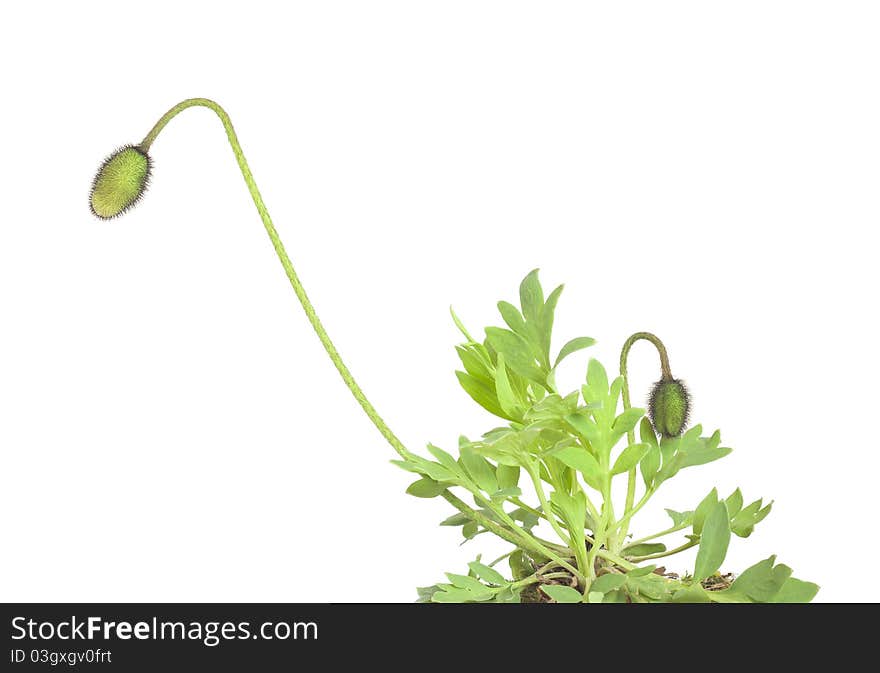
[396,271,816,603]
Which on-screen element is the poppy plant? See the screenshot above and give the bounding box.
[90,99,817,603]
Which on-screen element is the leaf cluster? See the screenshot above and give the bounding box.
[395,271,817,603]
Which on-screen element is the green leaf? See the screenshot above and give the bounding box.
[412,460,456,483]
[624,543,667,558]
[693,501,731,581]
[494,354,523,418]
[640,444,661,487]
[754,502,773,525]
[468,562,507,586]
[509,507,539,530]
[449,306,475,342]
[432,586,486,603]
[624,571,671,601]
[490,487,522,500]
[601,590,628,603]
[587,591,604,604]
[540,284,564,362]
[406,477,447,498]
[485,327,545,383]
[416,585,442,603]
[585,359,609,400]
[731,498,773,537]
[509,550,533,580]
[519,269,544,324]
[565,412,601,448]
[549,490,588,565]
[493,585,522,603]
[693,488,719,536]
[459,446,498,494]
[611,442,649,476]
[553,445,604,490]
[554,336,596,368]
[540,585,583,603]
[390,459,420,474]
[639,417,658,447]
[626,564,658,577]
[665,508,694,528]
[497,301,527,336]
[671,584,711,603]
[769,577,819,603]
[456,370,509,419]
[496,464,520,490]
[612,409,645,440]
[591,574,627,593]
[426,444,461,474]
[726,555,792,602]
[439,512,471,526]
[655,438,683,484]
[725,488,744,518]
[455,345,486,381]
[678,429,732,468]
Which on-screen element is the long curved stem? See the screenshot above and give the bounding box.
[617,332,672,543]
[140,99,583,577]
[141,98,417,465]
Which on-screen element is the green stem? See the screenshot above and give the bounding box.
[509,497,546,521]
[617,332,672,544]
[526,468,573,548]
[140,99,586,583]
[140,98,419,467]
[487,550,515,568]
[136,99,634,589]
[624,523,691,549]
[613,488,654,535]
[439,490,578,578]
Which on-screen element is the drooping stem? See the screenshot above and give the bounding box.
[143,99,569,570]
[137,99,609,583]
[140,99,418,466]
[617,332,673,543]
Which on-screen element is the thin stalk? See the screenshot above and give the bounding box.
[613,488,654,535]
[509,497,546,521]
[141,99,587,582]
[440,490,580,579]
[140,99,418,466]
[617,332,672,543]
[526,468,573,548]
[487,550,515,568]
[624,522,691,549]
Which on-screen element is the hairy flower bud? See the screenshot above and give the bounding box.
[89,145,151,219]
[649,378,690,438]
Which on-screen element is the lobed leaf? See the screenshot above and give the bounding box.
[553,445,605,491]
[468,562,507,586]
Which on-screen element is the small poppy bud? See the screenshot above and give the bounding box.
[89,145,151,219]
[649,378,690,438]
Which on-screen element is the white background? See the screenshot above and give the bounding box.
[1,1,877,602]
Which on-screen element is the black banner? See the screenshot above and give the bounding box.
[0,603,866,668]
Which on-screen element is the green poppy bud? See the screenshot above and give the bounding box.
[89,145,151,219]
[649,378,690,438]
